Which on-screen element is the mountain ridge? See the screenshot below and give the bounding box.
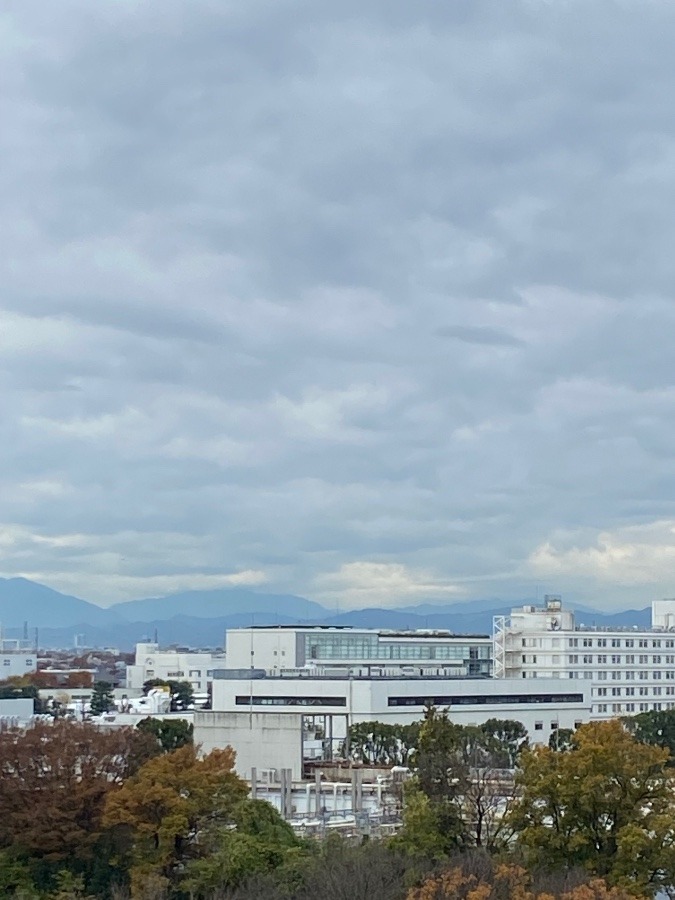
[0,576,654,649]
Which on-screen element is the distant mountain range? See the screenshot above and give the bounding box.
[0,577,654,650]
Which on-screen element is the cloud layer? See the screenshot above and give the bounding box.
[1,1,675,607]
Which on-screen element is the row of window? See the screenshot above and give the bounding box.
[595,685,675,696]
[235,696,347,707]
[523,654,675,665]
[595,702,675,713]
[304,635,490,662]
[533,721,583,731]
[566,671,673,680]
[570,655,674,665]
[233,692,585,708]
[387,693,584,707]
[569,638,674,649]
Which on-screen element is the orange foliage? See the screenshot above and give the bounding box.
[407,865,645,900]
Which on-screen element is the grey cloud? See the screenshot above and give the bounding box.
[436,325,523,347]
[1,1,675,607]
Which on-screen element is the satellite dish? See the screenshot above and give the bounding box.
[550,618,561,631]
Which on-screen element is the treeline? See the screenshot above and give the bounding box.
[2,708,675,898]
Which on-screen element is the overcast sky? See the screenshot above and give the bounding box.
[3,1,675,609]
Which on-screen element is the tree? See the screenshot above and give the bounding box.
[624,708,675,762]
[346,721,419,766]
[89,680,114,715]
[549,727,575,752]
[103,743,248,887]
[136,716,193,752]
[181,799,305,896]
[509,720,675,896]
[0,720,159,892]
[143,678,194,711]
[403,706,468,856]
[0,677,45,713]
[479,719,528,768]
[406,861,644,900]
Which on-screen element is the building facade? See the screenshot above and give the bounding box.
[225,626,492,677]
[0,652,37,678]
[494,596,675,719]
[209,669,590,743]
[125,642,225,695]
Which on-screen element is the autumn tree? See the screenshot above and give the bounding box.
[136,716,193,752]
[0,720,159,892]
[103,743,248,890]
[509,720,675,896]
[406,862,645,900]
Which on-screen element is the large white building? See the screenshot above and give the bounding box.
[126,642,225,695]
[208,669,590,744]
[225,626,492,678]
[494,596,675,719]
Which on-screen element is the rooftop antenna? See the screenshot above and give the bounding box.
[153,628,158,644]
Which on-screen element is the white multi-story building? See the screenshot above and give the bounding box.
[225,626,492,678]
[125,642,225,695]
[494,596,675,720]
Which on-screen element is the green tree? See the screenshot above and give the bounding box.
[548,727,575,751]
[136,716,193,752]
[0,678,44,714]
[624,708,675,763]
[479,718,528,767]
[509,720,675,896]
[182,799,305,896]
[347,721,419,766]
[89,681,114,716]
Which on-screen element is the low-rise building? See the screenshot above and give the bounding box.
[125,642,225,695]
[207,669,590,745]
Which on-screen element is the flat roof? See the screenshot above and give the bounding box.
[240,625,490,638]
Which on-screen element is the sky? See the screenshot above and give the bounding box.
[2,1,675,610]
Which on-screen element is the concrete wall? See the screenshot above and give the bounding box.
[194,710,304,780]
[0,653,37,679]
[0,698,35,721]
[225,629,299,671]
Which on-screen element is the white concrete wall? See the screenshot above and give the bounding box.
[652,600,675,629]
[225,629,298,670]
[0,653,37,679]
[0,698,34,721]
[194,710,304,779]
